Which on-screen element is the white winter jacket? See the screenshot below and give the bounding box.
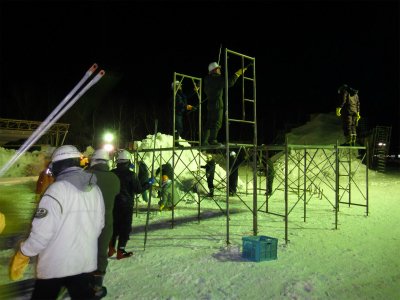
[21,167,105,279]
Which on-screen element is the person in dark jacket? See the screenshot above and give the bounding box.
[201,154,216,197]
[87,149,120,298]
[155,162,174,181]
[202,62,247,146]
[138,160,150,202]
[155,163,175,210]
[110,150,153,260]
[336,84,361,146]
[171,81,197,147]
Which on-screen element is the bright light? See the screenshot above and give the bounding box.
[103,133,114,143]
[103,143,114,152]
[378,142,386,147]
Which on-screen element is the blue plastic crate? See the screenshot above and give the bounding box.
[242,235,278,262]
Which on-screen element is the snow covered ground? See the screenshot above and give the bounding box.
[1,113,399,299]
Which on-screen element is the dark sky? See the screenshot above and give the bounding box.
[1,0,399,151]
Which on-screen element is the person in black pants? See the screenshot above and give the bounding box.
[87,149,120,298]
[336,84,361,146]
[110,150,153,260]
[138,160,150,202]
[171,81,197,147]
[228,150,244,196]
[201,154,216,197]
[202,62,247,146]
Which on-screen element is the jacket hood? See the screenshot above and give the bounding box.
[57,167,97,191]
[89,163,110,172]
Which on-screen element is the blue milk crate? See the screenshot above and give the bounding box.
[242,235,278,262]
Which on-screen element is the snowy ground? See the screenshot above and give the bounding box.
[1,113,400,299]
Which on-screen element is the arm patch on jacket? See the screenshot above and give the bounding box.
[34,208,48,218]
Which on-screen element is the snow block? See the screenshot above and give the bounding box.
[242,235,278,262]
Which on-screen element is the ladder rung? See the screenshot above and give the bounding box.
[228,118,256,125]
[243,77,254,81]
[244,99,254,103]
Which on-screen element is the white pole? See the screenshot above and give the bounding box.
[0,65,104,177]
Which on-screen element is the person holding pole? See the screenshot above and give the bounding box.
[202,62,247,146]
[9,145,105,299]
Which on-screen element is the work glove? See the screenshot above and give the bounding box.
[336,107,341,117]
[148,177,156,185]
[235,67,247,77]
[186,105,193,111]
[0,212,5,234]
[9,249,30,281]
[356,112,361,122]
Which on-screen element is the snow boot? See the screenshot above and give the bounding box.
[107,244,116,257]
[92,273,107,299]
[117,248,133,260]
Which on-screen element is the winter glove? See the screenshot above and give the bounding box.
[0,212,5,234]
[148,177,156,185]
[186,105,193,111]
[336,107,341,117]
[9,249,30,281]
[356,112,361,125]
[235,68,247,77]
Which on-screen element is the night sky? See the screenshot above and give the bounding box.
[0,1,399,152]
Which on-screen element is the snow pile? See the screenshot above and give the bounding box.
[286,112,344,145]
[0,148,46,177]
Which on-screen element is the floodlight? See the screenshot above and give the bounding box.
[103,133,114,143]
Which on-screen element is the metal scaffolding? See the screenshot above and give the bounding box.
[130,48,369,247]
[254,140,369,244]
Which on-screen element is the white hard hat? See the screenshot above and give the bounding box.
[51,145,81,162]
[91,149,110,161]
[208,62,221,73]
[116,149,132,162]
[230,151,236,157]
[171,81,181,89]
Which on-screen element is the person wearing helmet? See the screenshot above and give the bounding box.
[158,175,172,211]
[87,149,120,297]
[110,149,154,259]
[201,154,216,197]
[336,84,361,146]
[154,163,176,210]
[155,162,174,181]
[9,145,105,299]
[202,62,247,146]
[171,80,197,147]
